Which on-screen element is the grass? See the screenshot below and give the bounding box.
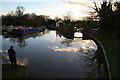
[95,31,120,78]
[2,63,27,80]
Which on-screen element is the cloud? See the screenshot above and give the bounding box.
[61,0,97,6]
[1,0,62,2]
[49,46,80,52]
[1,0,94,19]
[1,0,49,2]
[62,1,89,6]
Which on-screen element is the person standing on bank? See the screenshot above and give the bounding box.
[8,46,18,69]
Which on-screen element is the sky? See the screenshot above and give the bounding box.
[1,0,117,19]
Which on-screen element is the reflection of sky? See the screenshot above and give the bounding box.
[2,54,28,66]
[43,32,97,53]
[42,31,65,43]
[49,38,97,53]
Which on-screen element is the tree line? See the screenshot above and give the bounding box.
[1,6,74,27]
[1,5,55,27]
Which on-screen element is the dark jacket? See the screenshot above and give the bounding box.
[8,48,16,59]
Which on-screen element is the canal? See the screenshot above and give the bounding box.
[1,29,109,78]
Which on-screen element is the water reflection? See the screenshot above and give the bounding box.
[2,29,109,78]
[2,54,28,67]
[2,31,46,48]
[56,30,74,39]
[49,38,97,53]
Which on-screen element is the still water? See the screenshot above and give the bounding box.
[1,29,109,78]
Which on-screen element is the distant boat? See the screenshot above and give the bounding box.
[74,28,83,38]
[9,28,43,35]
[74,32,83,38]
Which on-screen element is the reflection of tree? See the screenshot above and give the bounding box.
[77,33,109,78]
[56,31,62,38]
[61,39,73,47]
[56,29,74,39]
[9,37,17,43]
[9,36,27,48]
[17,37,27,48]
[76,47,109,78]
[56,30,74,47]
[91,45,109,78]
[43,29,50,34]
[4,30,46,48]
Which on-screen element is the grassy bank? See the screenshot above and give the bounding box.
[95,31,120,78]
[2,63,26,79]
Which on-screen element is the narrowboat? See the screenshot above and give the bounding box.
[10,28,44,35]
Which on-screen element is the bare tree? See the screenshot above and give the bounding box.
[15,5,25,18]
[62,11,73,22]
[91,0,114,30]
